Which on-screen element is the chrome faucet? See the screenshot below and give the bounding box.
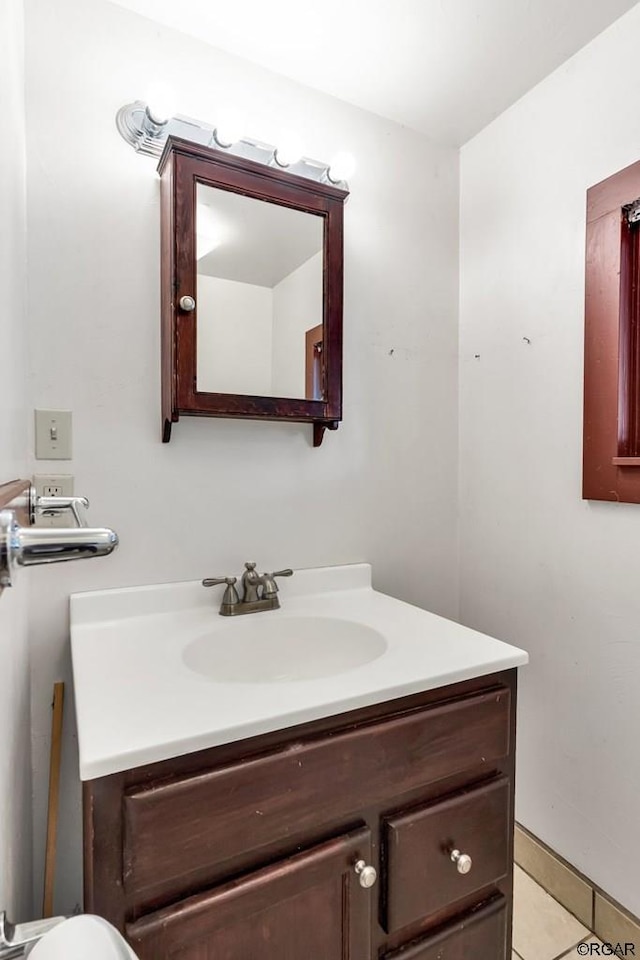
[203,562,293,616]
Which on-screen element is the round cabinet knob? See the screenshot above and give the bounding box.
[179,295,196,311]
[354,859,377,888]
[450,849,473,875]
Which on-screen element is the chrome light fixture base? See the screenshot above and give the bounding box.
[115,101,350,188]
[115,101,171,157]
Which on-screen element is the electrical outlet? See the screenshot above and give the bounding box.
[34,474,74,497]
[33,475,74,527]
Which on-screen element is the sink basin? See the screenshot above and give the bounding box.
[71,563,529,778]
[182,616,387,683]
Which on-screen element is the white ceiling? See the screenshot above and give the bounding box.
[108,0,636,145]
[197,184,323,287]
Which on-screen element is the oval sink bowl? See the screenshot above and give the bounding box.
[182,616,387,683]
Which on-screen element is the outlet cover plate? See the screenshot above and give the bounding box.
[34,475,74,498]
[33,475,75,528]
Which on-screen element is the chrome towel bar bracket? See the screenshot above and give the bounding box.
[0,910,66,958]
[0,486,119,594]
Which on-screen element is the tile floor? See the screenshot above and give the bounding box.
[513,865,604,960]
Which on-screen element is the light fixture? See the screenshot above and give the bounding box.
[273,134,304,168]
[115,85,179,148]
[116,100,173,153]
[326,151,356,184]
[115,99,354,188]
[211,111,244,149]
[144,82,178,126]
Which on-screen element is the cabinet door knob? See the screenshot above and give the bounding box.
[354,859,377,888]
[179,295,196,311]
[450,849,472,874]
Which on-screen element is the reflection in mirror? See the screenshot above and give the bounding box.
[196,184,324,400]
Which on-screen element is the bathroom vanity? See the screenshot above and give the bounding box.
[73,564,527,960]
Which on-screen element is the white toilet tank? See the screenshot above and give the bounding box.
[28,915,139,960]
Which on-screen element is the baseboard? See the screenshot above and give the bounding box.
[514,823,640,947]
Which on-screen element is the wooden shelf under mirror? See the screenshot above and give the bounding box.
[158,137,349,446]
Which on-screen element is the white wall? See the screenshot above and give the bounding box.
[460,5,640,917]
[24,0,459,912]
[0,0,32,923]
[197,275,273,395]
[272,252,322,398]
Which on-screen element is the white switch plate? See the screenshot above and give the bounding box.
[33,475,75,527]
[35,409,72,460]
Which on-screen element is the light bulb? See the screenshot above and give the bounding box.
[144,82,177,125]
[274,135,304,168]
[213,111,244,148]
[327,151,356,183]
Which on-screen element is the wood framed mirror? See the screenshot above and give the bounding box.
[158,137,349,446]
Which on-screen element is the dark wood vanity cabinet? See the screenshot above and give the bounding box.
[84,670,517,959]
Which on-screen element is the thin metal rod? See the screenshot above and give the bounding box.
[43,682,65,918]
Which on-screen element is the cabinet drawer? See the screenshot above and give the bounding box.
[123,686,510,898]
[383,896,507,960]
[384,778,510,933]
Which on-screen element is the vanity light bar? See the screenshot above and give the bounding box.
[115,101,352,187]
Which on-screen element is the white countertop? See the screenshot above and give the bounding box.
[70,563,528,780]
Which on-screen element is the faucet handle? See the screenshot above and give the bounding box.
[202,576,240,608]
[261,569,293,599]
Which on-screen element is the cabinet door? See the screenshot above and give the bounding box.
[126,826,373,960]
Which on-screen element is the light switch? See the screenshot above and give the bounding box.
[35,410,72,460]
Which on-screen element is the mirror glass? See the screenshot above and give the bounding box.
[196,183,325,400]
